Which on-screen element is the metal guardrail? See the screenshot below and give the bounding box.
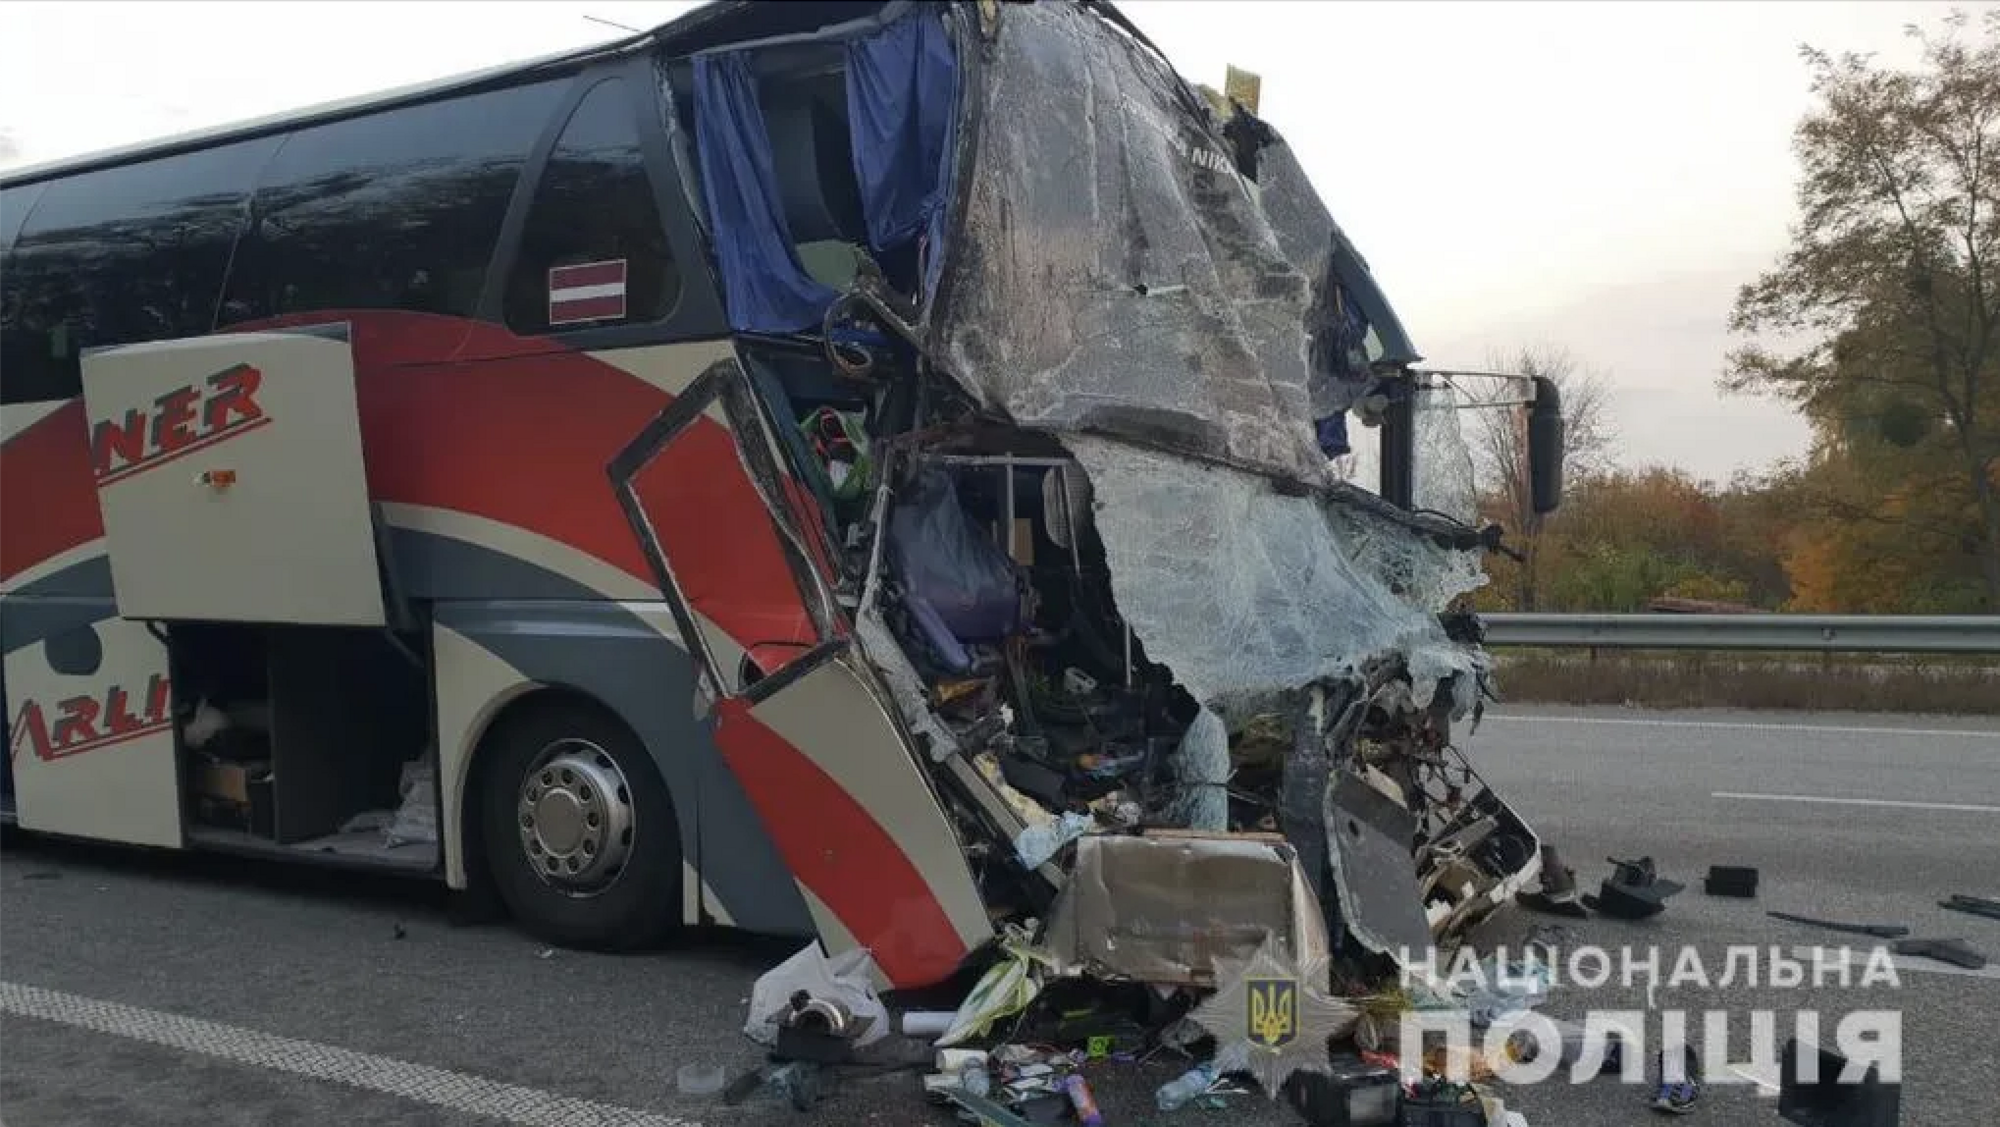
[1480,613,2000,654]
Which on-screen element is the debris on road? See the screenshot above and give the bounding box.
[1939,893,2000,922]
[675,1062,725,1097]
[1778,1038,1902,1126]
[1516,846,1588,918]
[745,942,891,1049]
[1890,936,1988,970]
[1766,912,1910,939]
[1582,856,1683,920]
[1702,864,1759,898]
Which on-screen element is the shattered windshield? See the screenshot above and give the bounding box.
[921,0,1486,716]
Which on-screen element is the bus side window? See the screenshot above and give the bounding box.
[1,140,274,405]
[503,78,683,336]
[216,80,565,328]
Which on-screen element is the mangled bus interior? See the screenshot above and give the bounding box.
[645,0,1566,976]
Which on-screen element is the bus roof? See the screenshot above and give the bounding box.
[0,0,781,190]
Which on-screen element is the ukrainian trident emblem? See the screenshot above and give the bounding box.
[1246,978,1299,1048]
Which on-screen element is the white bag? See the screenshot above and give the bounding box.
[743,942,890,1048]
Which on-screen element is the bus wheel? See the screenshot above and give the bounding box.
[476,700,682,951]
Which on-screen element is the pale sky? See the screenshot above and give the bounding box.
[3,0,1987,483]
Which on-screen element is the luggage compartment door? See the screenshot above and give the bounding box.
[81,325,387,626]
[5,613,183,848]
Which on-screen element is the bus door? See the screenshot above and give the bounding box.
[608,357,991,989]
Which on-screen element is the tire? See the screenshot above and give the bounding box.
[476,698,682,951]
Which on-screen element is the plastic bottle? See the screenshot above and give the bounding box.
[958,1064,991,1098]
[1155,1062,1219,1111]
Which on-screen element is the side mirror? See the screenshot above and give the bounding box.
[1528,376,1565,515]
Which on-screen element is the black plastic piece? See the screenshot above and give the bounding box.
[1397,1098,1485,1127]
[1704,865,1760,898]
[1283,1053,1400,1127]
[1778,1039,1901,1127]
[1890,937,1988,970]
[1939,893,2000,922]
[1768,912,1909,939]
[1583,856,1683,920]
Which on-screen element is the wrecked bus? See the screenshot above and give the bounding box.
[0,0,1562,989]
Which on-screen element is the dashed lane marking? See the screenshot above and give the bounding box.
[0,982,698,1127]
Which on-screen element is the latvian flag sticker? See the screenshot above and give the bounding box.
[548,259,628,326]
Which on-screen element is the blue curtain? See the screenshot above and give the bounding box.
[693,52,839,333]
[845,9,959,295]
[1315,413,1351,459]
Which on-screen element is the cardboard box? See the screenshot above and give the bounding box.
[195,758,274,837]
[1043,831,1328,985]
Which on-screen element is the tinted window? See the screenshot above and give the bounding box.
[503,78,682,335]
[0,182,46,252]
[1,139,278,405]
[218,80,564,326]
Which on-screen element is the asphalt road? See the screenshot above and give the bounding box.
[4,704,1998,1127]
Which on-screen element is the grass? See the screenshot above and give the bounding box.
[1490,650,2000,715]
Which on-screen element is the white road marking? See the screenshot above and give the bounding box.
[1714,792,2000,814]
[1484,714,2000,740]
[0,982,698,1127]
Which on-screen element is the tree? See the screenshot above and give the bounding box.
[1471,345,1613,609]
[1728,10,2000,608]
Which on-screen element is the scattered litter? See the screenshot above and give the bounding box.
[1012,811,1093,869]
[1457,954,1550,1027]
[1581,856,1682,920]
[1779,1038,1902,1126]
[943,1086,1039,1127]
[1156,1060,1226,1112]
[1061,1073,1103,1126]
[1703,864,1760,898]
[1401,1075,1486,1126]
[1520,923,1578,963]
[676,1063,726,1096]
[536,947,556,960]
[1767,911,1909,939]
[744,942,890,1049]
[1499,1014,1629,1075]
[1280,1051,1399,1126]
[896,1010,956,1039]
[937,924,1053,1047]
[1516,845,1589,918]
[385,748,439,847]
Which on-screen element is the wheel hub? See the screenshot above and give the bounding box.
[517,740,636,897]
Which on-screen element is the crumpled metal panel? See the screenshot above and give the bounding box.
[1065,435,1487,723]
[1324,769,1433,961]
[930,0,1375,482]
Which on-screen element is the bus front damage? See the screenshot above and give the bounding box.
[665,0,1552,991]
[894,0,1543,979]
